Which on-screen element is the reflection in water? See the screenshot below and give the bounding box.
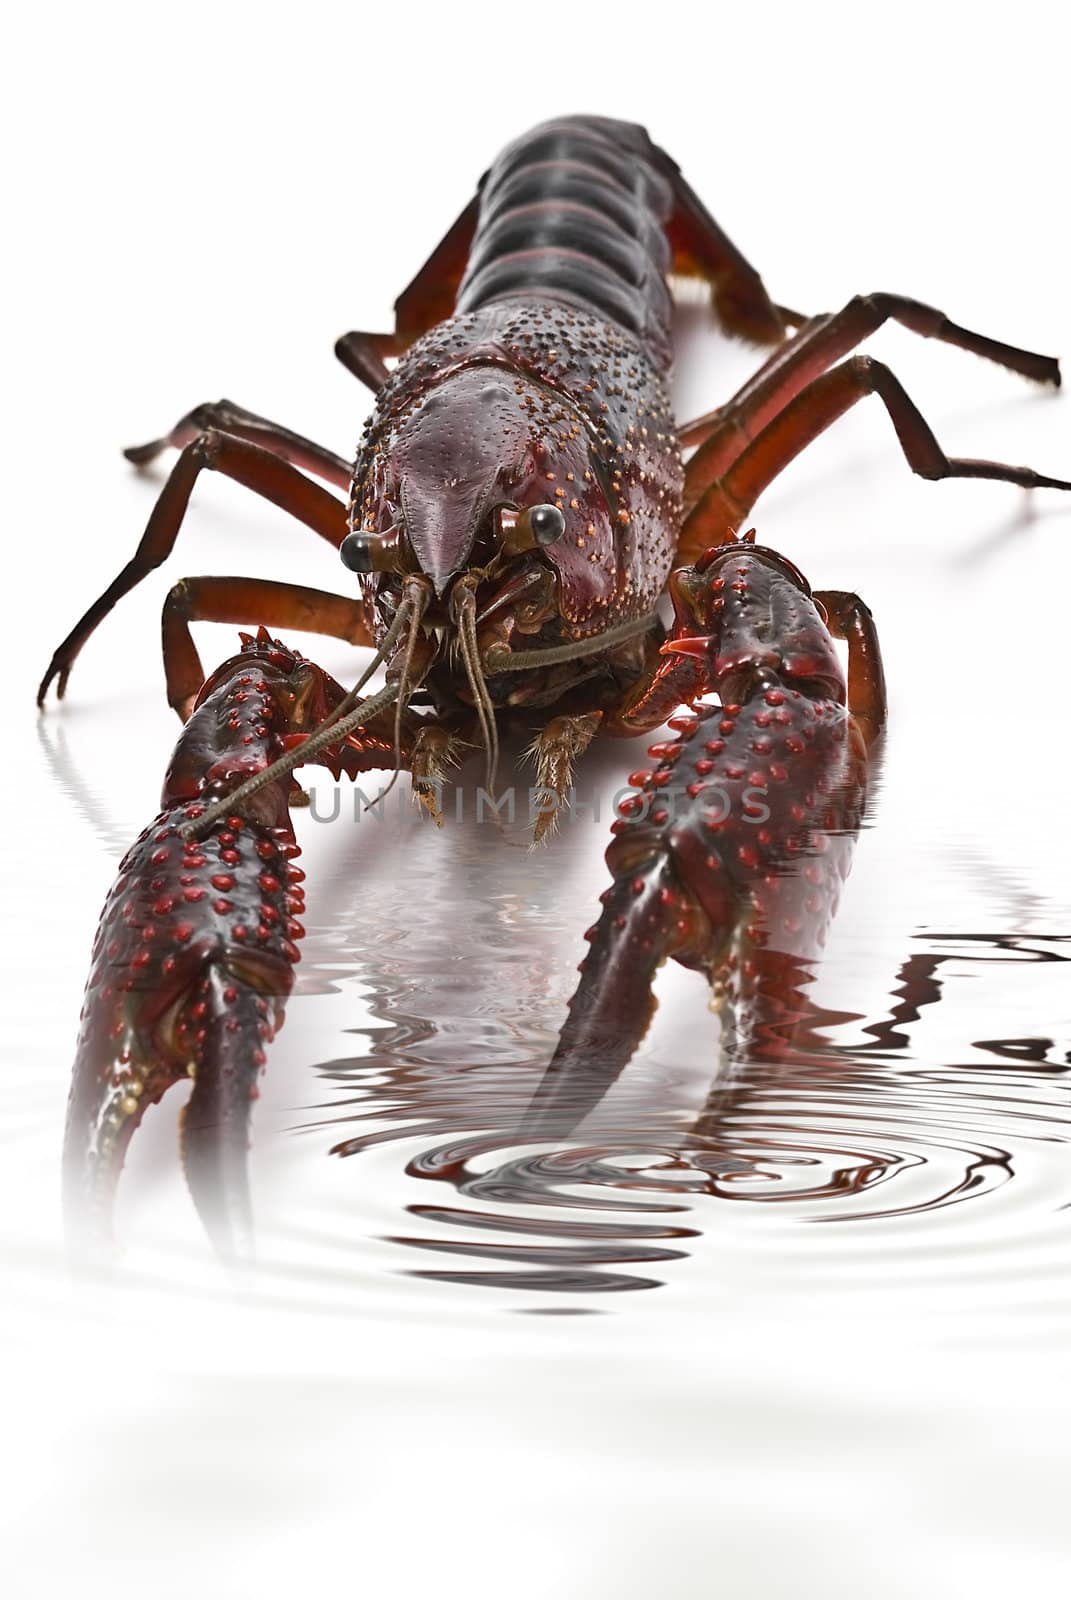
[300,765,1071,1295]
[40,698,1071,1299]
[862,936,1071,1057]
[36,716,136,860]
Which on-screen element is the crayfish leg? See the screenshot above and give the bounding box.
[528,711,603,845]
[410,723,469,826]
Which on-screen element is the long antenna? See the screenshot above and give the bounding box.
[181,679,401,842]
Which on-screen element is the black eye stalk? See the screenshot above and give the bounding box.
[528,504,566,545]
[497,502,566,557]
[339,532,373,573]
[340,525,403,575]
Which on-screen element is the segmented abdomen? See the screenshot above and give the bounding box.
[456,116,675,367]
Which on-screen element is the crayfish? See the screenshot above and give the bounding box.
[41,116,1070,1255]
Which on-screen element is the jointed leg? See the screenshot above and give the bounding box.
[162,576,372,719]
[814,589,887,750]
[678,354,1071,564]
[39,430,349,704]
[125,399,352,489]
[682,292,1062,511]
[409,723,471,827]
[528,712,603,844]
[162,572,468,821]
[660,160,790,346]
[334,195,482,391]
[334,330,401,393]
[393,194,481,342]
[677,315,828,450]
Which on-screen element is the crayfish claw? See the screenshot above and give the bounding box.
[522,862,704,1140]
[179,967,284,1262]
[61,814,297,1260]
[61,630,394,1257]
[63,1026,185,1261]
[527,542,878,1136]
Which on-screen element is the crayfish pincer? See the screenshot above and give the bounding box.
[63,631,396,1258]
[523,535,886,1140]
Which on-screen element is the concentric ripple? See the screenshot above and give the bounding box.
[39,704,1071,1308]
[300,818,1071,1297]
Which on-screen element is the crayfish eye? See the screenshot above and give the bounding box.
[339,532,374,573]
[528,504,565,546]
[495,500,567,557]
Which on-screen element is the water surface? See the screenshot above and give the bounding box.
[5,330,1071,1600]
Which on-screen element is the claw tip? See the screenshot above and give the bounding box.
[660,635,711,659]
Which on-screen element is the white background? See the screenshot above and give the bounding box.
[4,3,1071,1597]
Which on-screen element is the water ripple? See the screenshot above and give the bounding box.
[300,852,1071,1300]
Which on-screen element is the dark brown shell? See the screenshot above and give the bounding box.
[349,297,684,636]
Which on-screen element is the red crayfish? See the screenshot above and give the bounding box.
[41,116,1070,1254]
